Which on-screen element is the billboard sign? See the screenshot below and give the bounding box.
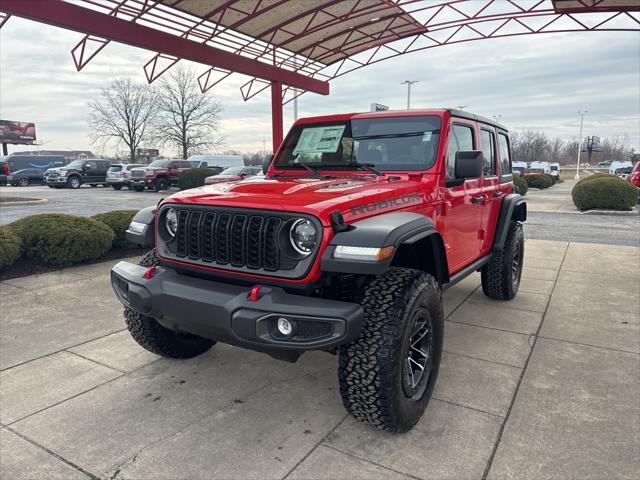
[0,120,36,145]
[370,103,389,112]
[136,148,159,157]
[581,136,603,153]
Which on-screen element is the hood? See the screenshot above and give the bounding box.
[164,174,432,224]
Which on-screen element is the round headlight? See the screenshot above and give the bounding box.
[290,219,317,255]
[165,208,178,237]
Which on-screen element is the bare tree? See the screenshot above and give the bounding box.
[88,79,157,162]
[154,66,224,159]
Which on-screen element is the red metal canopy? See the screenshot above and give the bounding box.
[0,0,638,152]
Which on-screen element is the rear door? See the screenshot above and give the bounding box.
[441,120,483,272]
[478,126,500,254]
[484,131,515,251]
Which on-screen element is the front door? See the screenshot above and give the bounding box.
[441,121,483,273]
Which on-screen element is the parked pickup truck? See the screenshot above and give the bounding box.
[111,108,526,433]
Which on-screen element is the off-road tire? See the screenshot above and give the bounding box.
[155,178,169,191]
[481,221,524,300]
[338,267,444,433]
[124,250,216,359]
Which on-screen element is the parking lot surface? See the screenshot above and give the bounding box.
[1,239,638,479]
[0,185,163,225]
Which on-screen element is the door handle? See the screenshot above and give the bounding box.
[471,196,485,204]
[493,191,504,198]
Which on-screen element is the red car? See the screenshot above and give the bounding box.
[112,108,526,433]
[629,162,640,188]
[204,165,262,185]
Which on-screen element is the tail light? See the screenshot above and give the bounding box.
[2,164,8,175]
[120,171,126,177]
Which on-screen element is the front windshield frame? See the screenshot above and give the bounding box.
[65,160,84,169]
[220,166,245,175]
[148,160,169,168]
[273,115,442,172]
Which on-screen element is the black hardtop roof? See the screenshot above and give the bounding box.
[446,108,508,132]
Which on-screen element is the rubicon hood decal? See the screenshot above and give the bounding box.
[349,193,421,216]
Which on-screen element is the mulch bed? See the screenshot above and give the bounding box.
[0,248,146,281]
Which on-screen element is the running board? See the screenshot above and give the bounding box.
[442,254,492,291]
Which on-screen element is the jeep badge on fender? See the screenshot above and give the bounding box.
[111,108,526,433]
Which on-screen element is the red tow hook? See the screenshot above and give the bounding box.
[143,266,157,280]
[248,285,262,302]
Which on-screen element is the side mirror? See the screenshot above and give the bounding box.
[455,150,484,179]
[262,154,274,174]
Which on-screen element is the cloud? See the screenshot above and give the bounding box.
[1,16,638,154]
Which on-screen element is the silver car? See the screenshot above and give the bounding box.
[107,164,145,190]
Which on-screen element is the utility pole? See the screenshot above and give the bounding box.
[401,80,418,109]
[575,110,587,180]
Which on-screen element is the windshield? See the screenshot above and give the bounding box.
[275,116,441,172]
[148,160,169,168]
[220,166,244,175]
[66,160,84,169]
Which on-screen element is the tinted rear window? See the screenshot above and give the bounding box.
[108,166,123,172]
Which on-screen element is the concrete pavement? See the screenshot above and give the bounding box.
[1,239,638,479]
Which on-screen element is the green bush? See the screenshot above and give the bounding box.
[92,210,138,249]
[572,176,638,211]
[9,214,114,266]
[544,173,556,185]
[524,173,553,189]
[178,168,216,190]
[580,173,616,183]
[0,227,22,270]
[513,175,528,196]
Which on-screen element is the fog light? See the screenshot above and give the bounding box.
[277,317,293,336]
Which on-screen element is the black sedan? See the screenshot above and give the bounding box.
[7,168,46,186]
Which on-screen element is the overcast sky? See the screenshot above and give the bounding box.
[1,15,638,156]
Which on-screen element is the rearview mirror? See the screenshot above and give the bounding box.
[454,150,484,179]
[262,154,274,174]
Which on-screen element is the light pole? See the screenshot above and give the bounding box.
[401,80,418,109]
[575,110,587,180]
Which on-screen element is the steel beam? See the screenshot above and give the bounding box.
[0,0,329,95]
[271,82,283,154]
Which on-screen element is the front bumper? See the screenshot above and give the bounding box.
[46,176,67,184]
[111,261,363,352]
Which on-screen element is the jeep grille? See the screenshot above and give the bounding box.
[157,206,320,279]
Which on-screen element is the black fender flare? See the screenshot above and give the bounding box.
[492,193,527,252]
[125,206,156,247]
[321,212,449,283]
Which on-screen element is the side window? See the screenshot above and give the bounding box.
[447,124,474,178]
[479,129,496,176]
[168,161,178,169]
[85,161,96,170]
[498,133,511,179]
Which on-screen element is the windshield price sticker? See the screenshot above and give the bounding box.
[422,131,433,142]
[293,126,346,155]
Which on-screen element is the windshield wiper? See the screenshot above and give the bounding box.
[317,162,385,177]
[275,163,330,179]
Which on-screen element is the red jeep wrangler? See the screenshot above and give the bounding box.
[112,109,526,433]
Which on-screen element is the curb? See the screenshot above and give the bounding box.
[0,198,49,207]
[580,206,639,216]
